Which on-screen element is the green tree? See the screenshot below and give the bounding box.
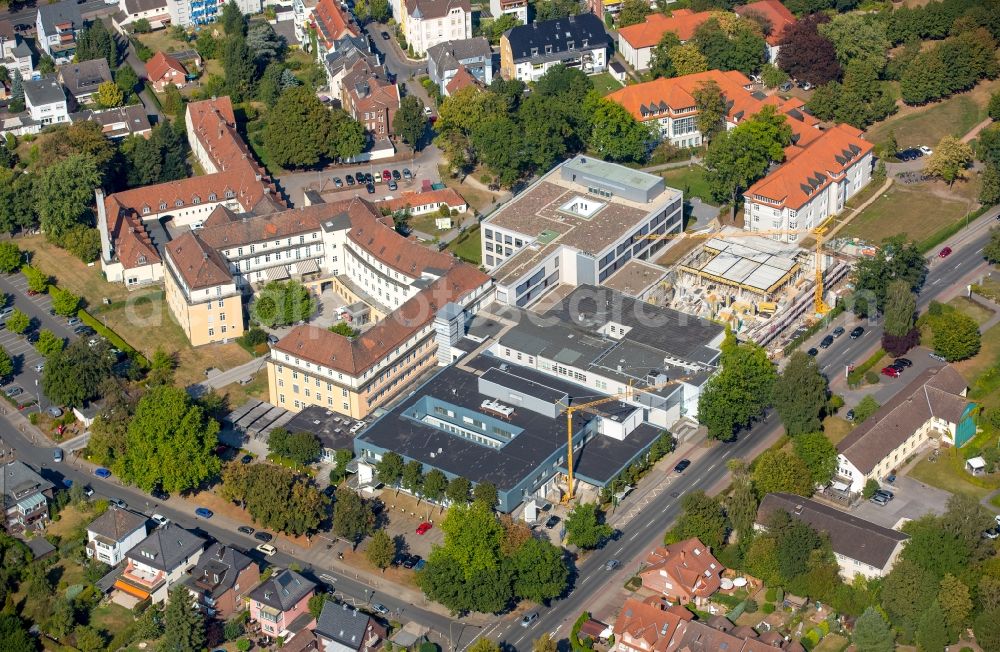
[221,36,256,103]
[96,81,124,108]
[698,331,777,440]
[648,32,681,79]
[222,0,248,36]
[163,584,206,652]
[268,428,322,465]
[251,280,315,327]
[333,487,374,546]
[148,347,176,386]
[393,95,427,150]
[118,385,221,493]
[447,476,471,505]
[328,322,358,337]
[916,599,949,651]
[985,228,1000,264]
[329,108,366,160]
[46,598,75,639]
[862,478,881,499]
[760,63,788,89]
[853,606,895,652]
[705,106,792,217]
[76,21,117,67]
[221,462,327,535]
[469,640,501,652]
[472,481,498,509]
[36,154,101,244]
[752,449,814,496]
[366,529,396,571]
[989,91,1000,121]
[423,469,448,505]
[937,573,972,637]
[931,308,981,361]
[247,22,285,65]
[74,625,106,652]
[402,460,424,497]
[923,136,974,186]
[5,308,28,335]
[22,266,48,294]
[792,432,837,485]
[0,346,12,380]
[853,395,880,423]
[481,14,520,45]
[49,286,80,317]
[851,235,927,316]
[163,83,185,118]
[974,609,1000,652]
[509,537,568,603]
[772,351,828,436]
[0,613,36,652]
[0,241,21,272]
[264,86,352,168]
[471,113,527,186]
[115,65,140,99]
[617,0,650,27]
[35,330,64,357]
[692,80,726,145]
[818,13,889,72]
[588,97,650,163]
[669,44,708,76]
[564,502,613,549]
[533,633,557,652]
[671,490,728,549]
[376,451,404,488]
[726,459,758,545]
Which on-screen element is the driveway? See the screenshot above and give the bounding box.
[851,474,950,529]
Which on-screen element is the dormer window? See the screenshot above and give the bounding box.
[142,206,150,215]
[175,199,183,207]
[530,47,538,56]
[545,45,552,54]
[137,255,146,265]
[208,192,217,201]
[225,190,235,199]
[160,202,167,210]
[192,195,201,204]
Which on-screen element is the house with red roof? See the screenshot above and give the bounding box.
[734,0,796,62]
[639,538,724,606]
[145,51,189,93]
[311,0,360,58]
[617,9,716,71]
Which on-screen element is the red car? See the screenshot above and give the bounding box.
[416,522,432,535]
[382,169,392,182]
[939,246,952,258]
[881,366,901,378]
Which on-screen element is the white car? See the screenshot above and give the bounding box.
[151,514,170,527]
[423,106,432,116]
[256,543,277,557]
[919,145,933,156]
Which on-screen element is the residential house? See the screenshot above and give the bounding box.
[427,37,492,96]
[145,51,189,93]
[379,188,468,217]
[58,58,113,107]
[113,523,206,604]
[85,507,148,567]
[248,569,317,640]
[617,9,714,71]
[489,0,527,24]
[834,366,974,494]
[613,597,694,652]
[324,36,378,98]
[311,0,360,59]
[23,77,70,128]
[80,104,153,139]
[163,230,245,346]
[734,0,795,63]
[398,0,473,57]
[313,600,387,652]
[1,459,54,533]
[500,14,608,82]
[293,0,319,47]
[757,493,909,579]
[167,0,262,27]
[0,21,34,80]
[342,66,400,141]
[185,542,259,619]
[112,0,172,34]
[639,538,723,606]
[36,2,83,64]
[744,123,873,241]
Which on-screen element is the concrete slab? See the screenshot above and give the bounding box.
[850,474,950,529]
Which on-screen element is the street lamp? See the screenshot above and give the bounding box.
[34,379,40,411]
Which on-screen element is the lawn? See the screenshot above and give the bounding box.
[948,295,995,326]
[661,165,717,206]
[408,212,453,237]
[96,298,251,387]
[590,72,623,96]
[953,319,1000,385]
[865,77,1000,148]
[89,603,135,637]
[813,634,849,652]
[136,29,192,56]
[838,183,972,245]
[218,369,269,409]
[822,416,853,445]
[909,448,1000,500]
[20,235,131,308]
[447,225,482,265]
[437,165,503,214]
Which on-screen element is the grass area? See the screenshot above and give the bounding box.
[839,183,972,245]
[47,503,92,539]
[96,298,251,388]
[89,603,134,636]
[953,318,1000,384]
[447,225,482,265]
[20,235,131,308]
[843,176,886,210]
[813,634,850,652]
[661,165,716,206]
[949,295,996,325]
[437,165,502,214]
[590,72,623,96]
[656,235,702,266]
[822,416,853,445]
[136,29,192,55]
[408,212,453,236]
[218,370,269,409]
[865,78,997,148]
[909,448,1000,500]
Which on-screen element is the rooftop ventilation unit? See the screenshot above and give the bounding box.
[481,399,515,418]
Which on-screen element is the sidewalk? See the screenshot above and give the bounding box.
[640,156,704,174]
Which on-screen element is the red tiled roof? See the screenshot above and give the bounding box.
[105,201,160,268]
[640,538,724,599]
[145,51,186,82]
[445,65,482,95]
[607,70,754,122]
[613,598,692,652]
[617,9,716,49]
[744,123,874,210]
[313,0,359,49]
[734,0,796,46]
[379,188,468,214]
[164,231,233,290]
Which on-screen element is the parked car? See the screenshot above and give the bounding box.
[673,459,691,473]
[870,493,890,506]
[83,485,94,497]
[66,317,81,327]
[110,498,127,509]
[53,448,63,463]
[893,358,913,368]
[373,603,390,616]
[346,174,355,186]
[151,487,169,501]
[241,454,253,464]
[152,514,170,527]
[254,532,274,543]
[388,180,397,191]
[896,149,918,161]
[881,366,901,378]
[34,362,44,373]
[392,169,401,180]
[95,467,112,479]
[238,526,255,535]
[544,515,560,529]
[366,184,375,194]
[47,406,62,418]
[520,612,538,628]
[4,385,22,397]
[819,335,834,349]
[846,409,855,421]
[779,81,793,92]
[874,489,894,501]
[604,559,621,571]
[807,347,818,356]
[930,352,948,362]
[939,246,952,258]
[832,326,845,338]
[402,168,412,179]
[195,507,214,519]
[919,145,933,156]
[256,543,277,557]
[380,31,390,40]
[985,527,1000,539]
[850,326,865,339]
[416,521,433,535]
[333,177,343,188]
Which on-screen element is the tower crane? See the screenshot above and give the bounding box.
[558,375,694,502]
[639,216,837,314]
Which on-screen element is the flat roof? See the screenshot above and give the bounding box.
[284,404,355,450]
[603,259,667,297]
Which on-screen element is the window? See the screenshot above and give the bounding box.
[142,206,150,215]
[208,328,214,336]
[160,202,167,210]
[208,192,217,201]
[221,325,227,333]
[218,299,224,308]
[175,199,183,207]
[225,190,235,199]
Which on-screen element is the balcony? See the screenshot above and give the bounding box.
[121,563,166,591]
[257,606,282,624]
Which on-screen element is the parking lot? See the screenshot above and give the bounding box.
[851,474,950,529]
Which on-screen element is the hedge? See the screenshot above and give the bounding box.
[847,348,885,386]
[78,309,150,368]
[917,205,990,253]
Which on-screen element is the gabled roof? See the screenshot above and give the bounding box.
[23,77,66,107]
[734,0,796,46]
[37,2,82,35]
[315,601,378,648]
[503,13,607,62]
[445,65,483,95]
[165,231,234,291]
[87,507,147,542]
[427,36,491,72]
[122,0,169,13]
[757,493,909,569]
[404,0,470,20]
[145,51,187,82]
[379,188,468,213]
[58,58,113,98]
[185,543,254,599]
[313,0,359,49]
[613,597,693,652]
[640,538,723,598]
[249,569,316,611]
[617,9,716,49]
[126,523,206,572]
[836,365,970,475]
[0,460,54,510]
[607,69,753,122]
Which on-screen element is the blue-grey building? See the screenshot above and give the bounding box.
[426,37,493,97]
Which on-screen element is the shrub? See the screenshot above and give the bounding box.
[864,371,879,385]
[765,587,777,602]
[762,603,776,614]
[744,599,758,614]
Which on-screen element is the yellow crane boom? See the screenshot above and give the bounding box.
[639,216,836,314]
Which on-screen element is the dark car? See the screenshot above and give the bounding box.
[819,335,834,349]
[195,507,214,519]
[832,326,845,338]
[150,487,169,501]
[807,347,819,356]
[345,174,355,185]
[238,525,255,535]
[673,459,691,473]
[779,81,793,92]
[381,31,390,40]
[850,326,865,339]
[846,409,855,421]
[894,358,913,368]
[366,183,375,194]
[254,532,274,543]
[939,246,952,258]
[74,325,96,336]
[544,515,560,529]
[356,171,366,183]
[241,454,253,464]
[392,169,401,180]
[402,168,412,179]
